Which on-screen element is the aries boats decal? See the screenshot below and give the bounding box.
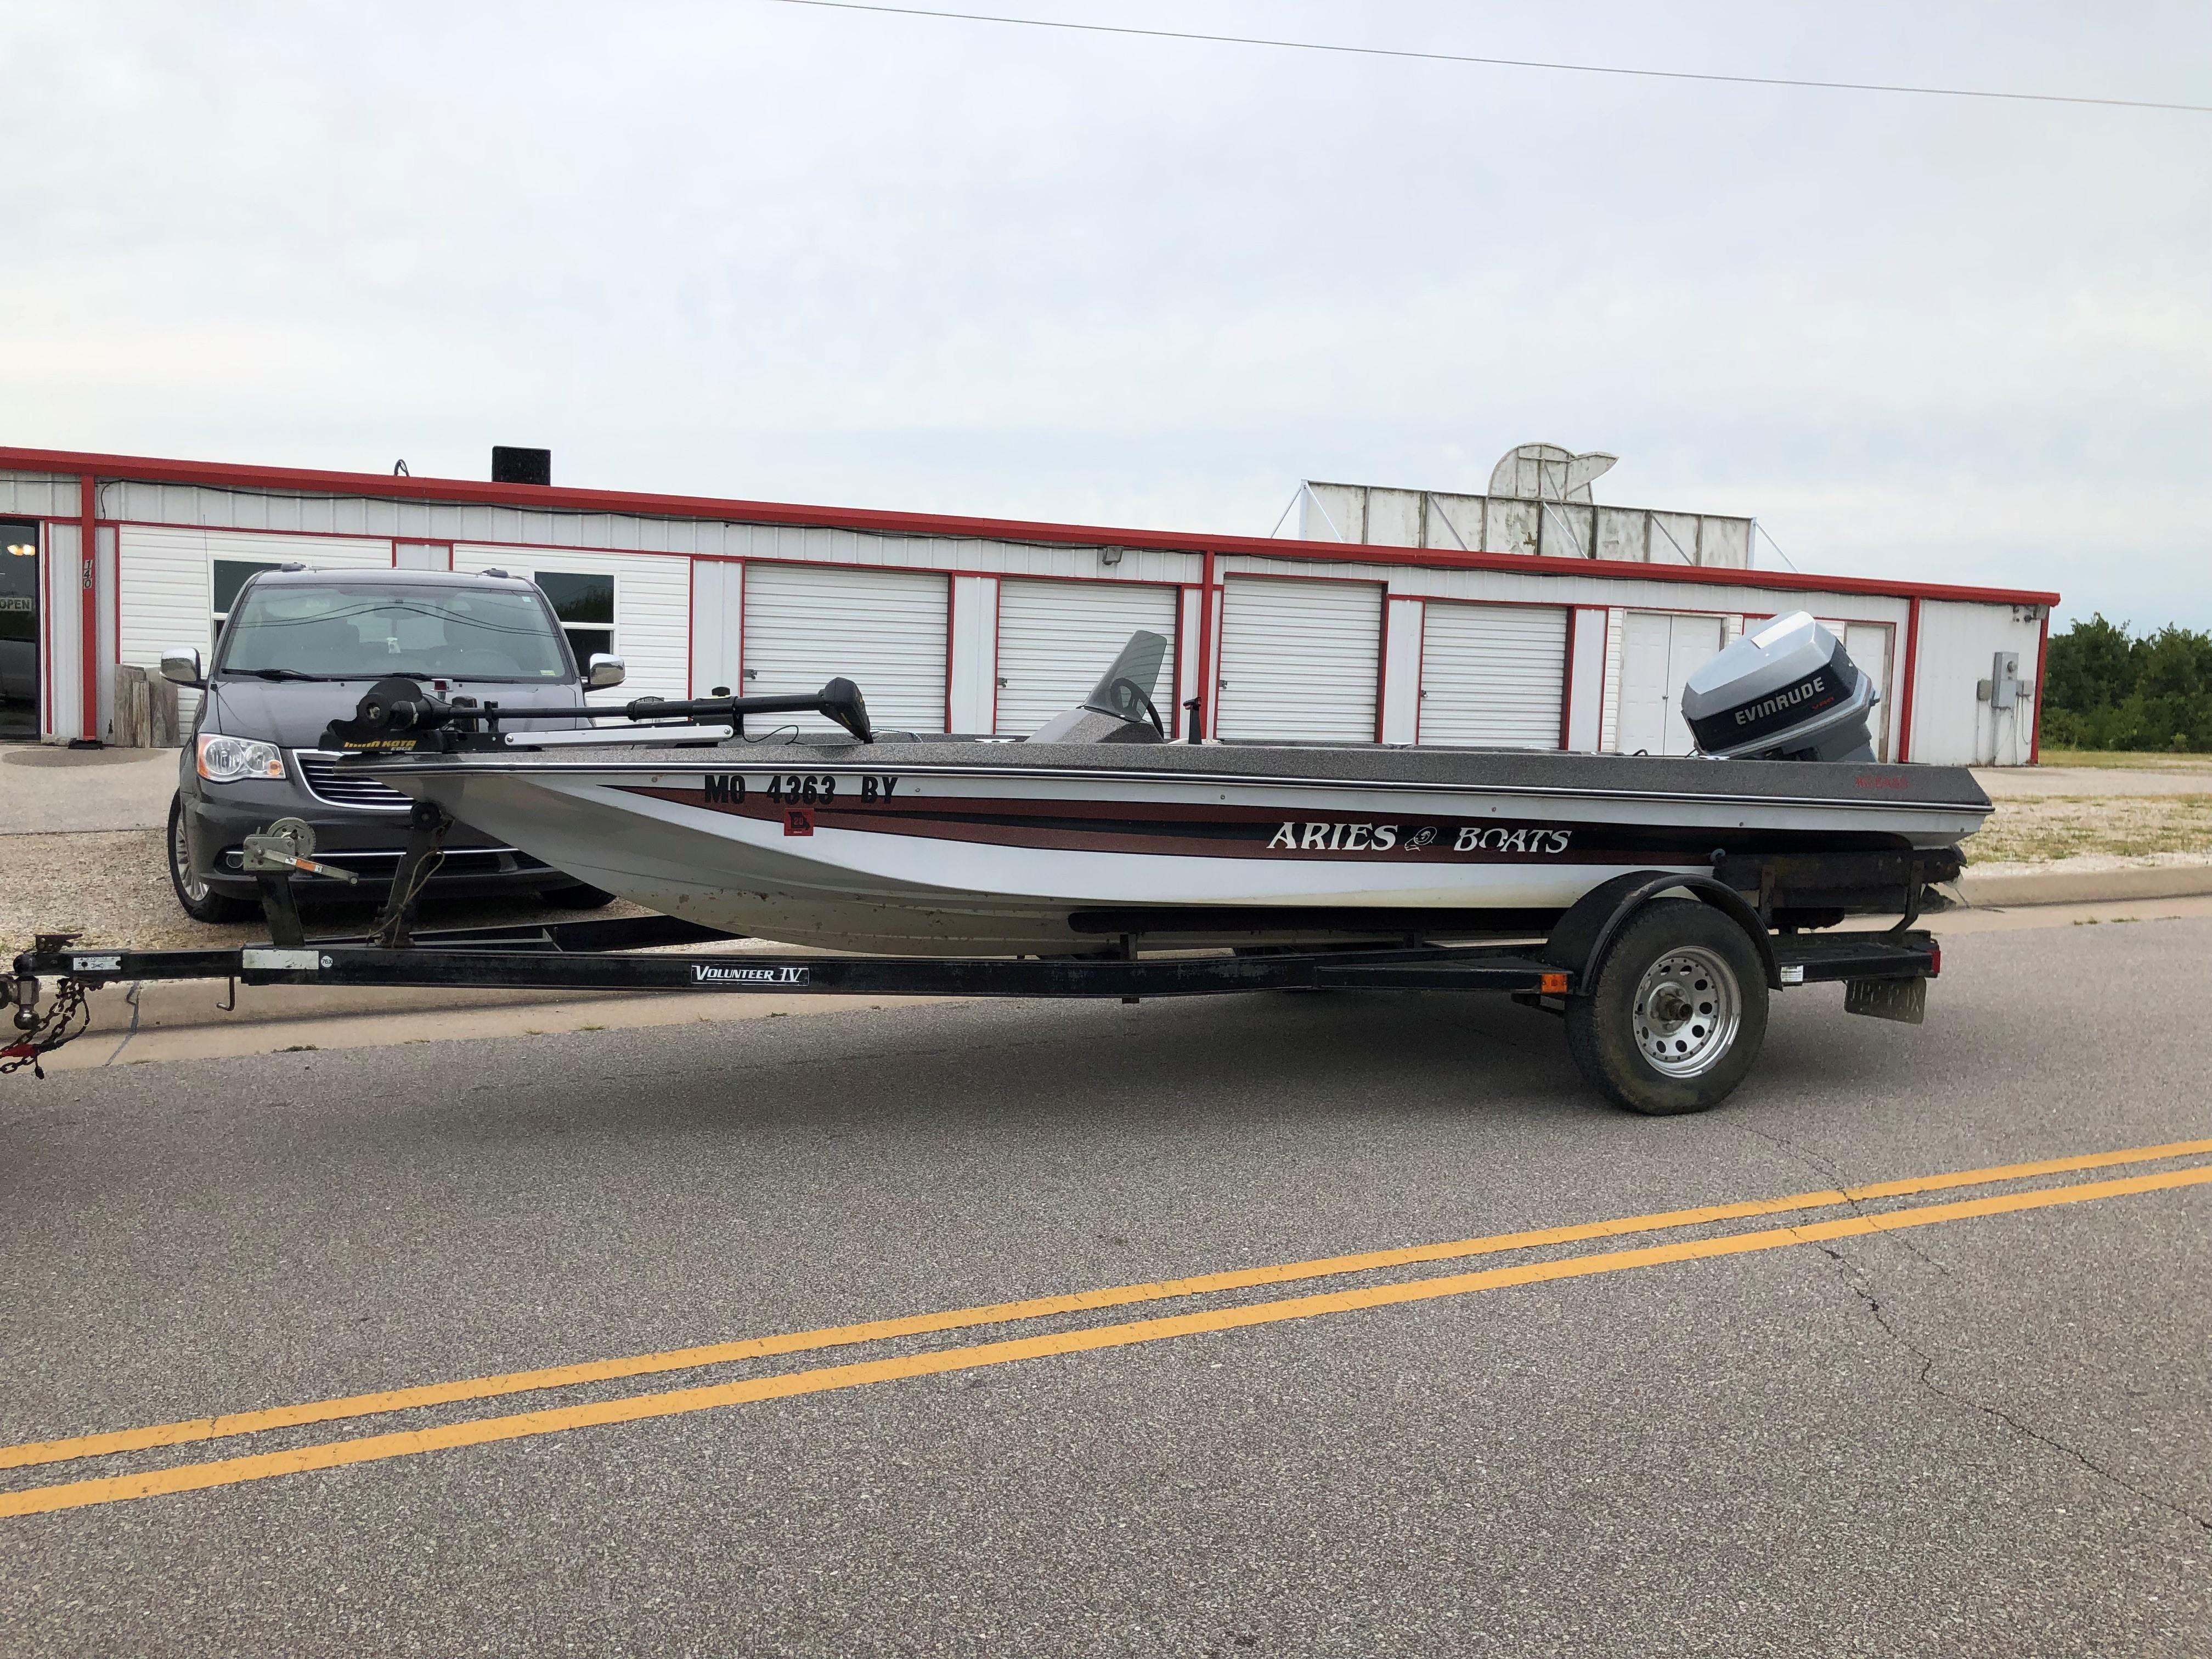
[607,783,1908,864]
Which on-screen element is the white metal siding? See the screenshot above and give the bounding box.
[949,574,999,733]
[1908,600,2045,766]
[453,543,689,705]
[1215,578,1381,743]
[1417,602,1567,748]
[94,526,117,741]
[117,526,393,727]
[41,524,80,742]
[742,562,949,733]
[690,560,743,697]
[1842,621,1894,761]
[994,579,1177,737]
[1379,597,1423,745]
[1565,606,1607,752]
[1617,612,1723,755]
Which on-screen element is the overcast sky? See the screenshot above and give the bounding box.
[8,2,2209,629]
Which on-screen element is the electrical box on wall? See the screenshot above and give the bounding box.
[1990,651,2021,710]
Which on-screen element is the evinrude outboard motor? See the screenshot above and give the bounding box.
[1680,611,1880,763]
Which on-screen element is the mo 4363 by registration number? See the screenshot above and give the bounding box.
[699,774,903,805]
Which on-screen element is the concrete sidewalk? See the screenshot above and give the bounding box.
[0,744,177,834]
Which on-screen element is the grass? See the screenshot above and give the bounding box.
[1968,793,2212,865]
[2036,748,2212,772]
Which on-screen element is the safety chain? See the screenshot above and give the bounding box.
[1,980,92,1080]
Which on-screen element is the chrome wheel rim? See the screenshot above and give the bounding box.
[1632,946,1740,1078]
[172,811,208,902]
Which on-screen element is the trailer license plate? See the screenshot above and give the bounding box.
[1845,977,1926,1025]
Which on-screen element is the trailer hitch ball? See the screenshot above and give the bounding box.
[10,978,40,1033]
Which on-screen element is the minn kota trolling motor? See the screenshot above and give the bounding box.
[1681,611,1882,764]
[318,675,874,752]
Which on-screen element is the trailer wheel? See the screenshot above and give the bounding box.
[1565,899,1768,1115]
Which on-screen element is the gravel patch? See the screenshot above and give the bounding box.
[1965,793,2212,865]
[0,829,655,951]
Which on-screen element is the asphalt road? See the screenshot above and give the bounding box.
[4,916,2210,1656]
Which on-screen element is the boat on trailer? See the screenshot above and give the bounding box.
[4,613,1979,1115]
[338,616,1989,958]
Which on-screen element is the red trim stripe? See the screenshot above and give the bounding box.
[1896,597,1922,763]
[2029,606,2050,764]
[78,475,97,741]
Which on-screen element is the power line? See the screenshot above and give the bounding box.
[760,0,2212,115]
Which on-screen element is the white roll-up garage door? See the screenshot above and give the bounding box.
[1216,577,1382,742]
[742,563,949,733]
[995,579,1178,736]
[1418,601,1567,748]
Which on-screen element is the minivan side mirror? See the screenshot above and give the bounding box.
[586,653,627,691]
[159,646,205,689]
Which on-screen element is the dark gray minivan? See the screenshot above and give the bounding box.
[162,566,622,923]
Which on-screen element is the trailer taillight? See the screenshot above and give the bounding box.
[1927,944,1941,979]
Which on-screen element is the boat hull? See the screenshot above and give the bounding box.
[369,743,1990,955]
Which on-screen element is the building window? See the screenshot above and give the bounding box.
[212,558,285,647]
[534,572,616,668]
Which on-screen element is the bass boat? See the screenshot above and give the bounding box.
[327,614,1990,956]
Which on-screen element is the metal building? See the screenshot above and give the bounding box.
[0,445,2053,765]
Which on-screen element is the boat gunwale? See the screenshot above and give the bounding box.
[359,754,1994,820]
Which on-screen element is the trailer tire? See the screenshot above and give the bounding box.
[1565,899,1768,1115]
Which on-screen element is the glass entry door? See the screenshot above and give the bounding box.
[0,520,37,741]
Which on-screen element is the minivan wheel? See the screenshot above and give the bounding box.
[167,794,257,924]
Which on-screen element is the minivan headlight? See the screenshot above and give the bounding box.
[196,735,286,783]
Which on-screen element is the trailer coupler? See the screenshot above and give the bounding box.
[2,938,94,1079]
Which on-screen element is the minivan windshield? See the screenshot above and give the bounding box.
[217,582,574,682]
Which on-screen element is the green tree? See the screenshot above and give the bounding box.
[2041,614,2212,752]
[2043,614,2137,716]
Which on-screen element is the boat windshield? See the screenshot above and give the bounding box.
[217,583,574,682]
[1081,630,1170,724]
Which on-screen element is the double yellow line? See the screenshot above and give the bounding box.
[6,1136,2209,1519]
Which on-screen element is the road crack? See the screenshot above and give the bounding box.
[1735,1120,1950,1275]
[1736,1122,2209,1532]
[1812,1237,2212,1535]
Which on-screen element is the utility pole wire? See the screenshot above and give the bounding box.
[760,0,2212,115]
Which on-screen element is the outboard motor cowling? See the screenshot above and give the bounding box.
[1680,611,1880,763]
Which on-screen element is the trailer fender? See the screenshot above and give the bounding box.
[1542,872,1781,991]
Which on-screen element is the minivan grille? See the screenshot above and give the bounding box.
[295,751,412,811]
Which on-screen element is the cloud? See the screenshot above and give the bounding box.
[5,0,2208,628]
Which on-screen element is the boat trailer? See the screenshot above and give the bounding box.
[5,849,1944,1114]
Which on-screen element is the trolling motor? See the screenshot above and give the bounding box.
[1682,612,1881,764]
[320,675,874,752]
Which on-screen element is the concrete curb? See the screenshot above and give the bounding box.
[1951,864,2212,908]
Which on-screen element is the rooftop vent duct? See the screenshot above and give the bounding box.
[492,446,551,486]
